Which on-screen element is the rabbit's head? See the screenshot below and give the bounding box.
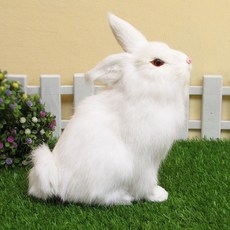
[86,13,192,100]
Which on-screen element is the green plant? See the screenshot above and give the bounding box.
[0,70,57,168]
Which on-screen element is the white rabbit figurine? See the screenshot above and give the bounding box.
[28,13,192,205]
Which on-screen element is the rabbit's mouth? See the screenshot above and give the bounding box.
[186,57,192,65]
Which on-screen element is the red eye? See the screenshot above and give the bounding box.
[150,59,165,67]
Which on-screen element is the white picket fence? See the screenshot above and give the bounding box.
[7,74,230,139]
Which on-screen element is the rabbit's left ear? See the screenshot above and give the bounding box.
[108,13,148,53]
[85,53,130,85]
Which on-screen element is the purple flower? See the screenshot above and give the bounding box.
[11,129,17,134]
[7,136,14,143]
[0,97,3,104]
[49,120,56,130]
[26,138,32,144]
[6,158,13,165]
[12,142,17,148]
[10,103,16,110]
[39,111,46,118]
[0,142,3,149]
[6,89,12,96]
[27,101,33,107]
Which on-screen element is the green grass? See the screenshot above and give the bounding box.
[0,140,229,229]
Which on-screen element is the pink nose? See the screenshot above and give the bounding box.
[186,57,192,64]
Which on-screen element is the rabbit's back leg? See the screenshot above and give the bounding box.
[89,146,134,205]
[102,190,134,205]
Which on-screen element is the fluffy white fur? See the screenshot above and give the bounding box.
[28,13,192,205]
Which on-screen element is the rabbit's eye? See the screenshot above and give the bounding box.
[150,59,165,67]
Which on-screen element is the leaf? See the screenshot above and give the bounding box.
[19,130,24,134]
[14,159,20,163]
[4,99,10,104]
[22,160,30,166]
[0,154,6,160]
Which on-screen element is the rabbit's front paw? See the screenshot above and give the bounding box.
[146,185,168,202]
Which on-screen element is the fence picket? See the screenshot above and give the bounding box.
[201,76,222,138]
[40,75,62,137]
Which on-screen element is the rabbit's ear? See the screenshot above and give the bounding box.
[108,13,148,53]
[85,53,129,85]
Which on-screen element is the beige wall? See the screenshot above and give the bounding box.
[1,0,230,137]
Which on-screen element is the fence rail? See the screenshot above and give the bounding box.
[7,74,230,139]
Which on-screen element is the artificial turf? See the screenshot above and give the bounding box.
[0,140,229,229]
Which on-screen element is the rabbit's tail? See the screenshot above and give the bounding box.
[28,144,59,200]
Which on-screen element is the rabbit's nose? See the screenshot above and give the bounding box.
[186,58,192,64]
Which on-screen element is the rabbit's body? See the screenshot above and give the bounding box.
[29,14,191,205]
